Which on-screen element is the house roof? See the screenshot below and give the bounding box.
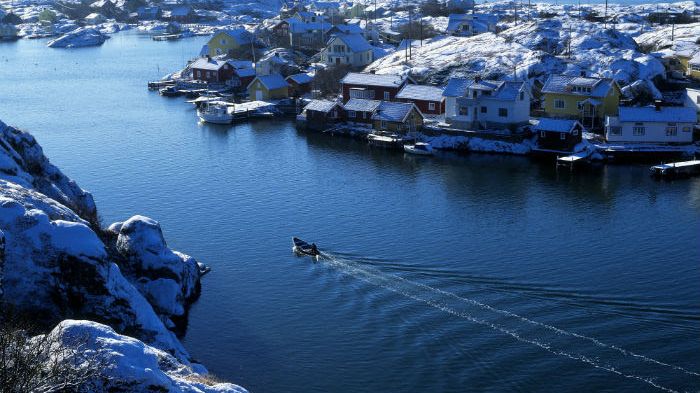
[235,68,256,77]
[330,23,363,34]
[288,20,332,33]
[690,53,700,65]
[212,28,253,45]
[170,5,192,16]
[191,57,229,71]
[287,73,314,84]
[330,33,372,52]
[252,73,289,90]
[85,12,104,19]
[226,60,253,69]
[541,74,615,98]
[618,106,697,123]
[343,98,381,112]
[341,72,406,87]
[372,101,419,122]
[304,99,339,113]
[534,118,582,133]
[443,78,526,101]
[396,84,444,102]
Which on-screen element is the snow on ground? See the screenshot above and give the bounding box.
[425,133,535,154]
[47,320,248,392]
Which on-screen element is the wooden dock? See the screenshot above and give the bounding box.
[649,160,700,179]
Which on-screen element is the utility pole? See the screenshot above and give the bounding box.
[670,10,675,42]
[408,7,412,60]
[420,16,423,46]
[604,0,608,29]
[578,0,581,20]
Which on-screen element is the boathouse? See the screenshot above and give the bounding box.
[190,57,234,83]
[534,118,584,152]
[372,101,424,134]
[343,98,381,124]
[286,73,313,97]
[300,99,343,130]
[247,74,289,101]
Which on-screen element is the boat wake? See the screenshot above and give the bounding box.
[317,251,699,393]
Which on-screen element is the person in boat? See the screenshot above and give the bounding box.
[310,243,318,255]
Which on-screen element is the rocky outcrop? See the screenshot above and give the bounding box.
[47,27,108,48]
[0,119,239,389]
[48,320,247,392]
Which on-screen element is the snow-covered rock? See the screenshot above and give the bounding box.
[112,215,202,318]
[48,320,248,393]
[0,119,211,368]
[47,27,108,48]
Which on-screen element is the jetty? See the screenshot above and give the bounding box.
[556,151,590,169]
[649,160,700,179]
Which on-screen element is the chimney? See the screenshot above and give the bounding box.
[206,54,211,61]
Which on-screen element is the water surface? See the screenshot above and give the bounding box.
[1,33,699,393]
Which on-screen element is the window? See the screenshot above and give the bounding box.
[554,99,566,109]
[498,108,508,117]
[348,110,356,118]
[572,129,578,136]
[666,126,677,136]
[633,126,645,136]
[560,133,566,140]
[428,102,435,110]
[540,131,546,138]
[220,38,226,45]
[696,96,700,105]
[683,126,691,132]
[384,91,390,100]
[458,106,468,116]
[608,126,621,135]
[206,71,211,78]
[480,106,487,113]
[520,91,524,100]
[362,112,367,119]
[380,120,387,129]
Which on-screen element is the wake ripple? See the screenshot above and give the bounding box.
[318,252,699,393]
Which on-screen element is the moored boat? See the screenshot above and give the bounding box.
[403,142,433,156]
[159,85,181,97]
[197,102,233,124]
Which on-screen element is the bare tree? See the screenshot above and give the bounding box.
[0,315,107,393]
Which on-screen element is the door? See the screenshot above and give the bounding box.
[256,89,263,101]
[335,57,340,65]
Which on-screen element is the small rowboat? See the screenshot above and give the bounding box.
[292,237,320,260]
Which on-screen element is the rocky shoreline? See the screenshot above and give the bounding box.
[0,119,246,392]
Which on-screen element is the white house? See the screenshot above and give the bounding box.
[443,77,531,130]
[605,105,696,144]
[446,13,497,36]
[321,33,374,68]
[685,88,700,122]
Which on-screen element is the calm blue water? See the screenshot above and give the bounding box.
[1,33,699,393]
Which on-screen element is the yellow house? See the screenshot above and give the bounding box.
[247,73,289,101]
[206,29,253,57]
[541,74,621,129]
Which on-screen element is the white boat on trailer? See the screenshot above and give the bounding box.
[403,142,433,156]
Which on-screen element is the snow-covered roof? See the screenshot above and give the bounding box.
[235,68,256,77]
[690,53,700,65]
[227,60,253,69]
[396,84,444,102]
[443,78,526,101]
[85,13,104,19]
[287,73,313,84]
[618,106,697,123]
[330,23,363,35]
[343,98,381,112]
[330,33,372,52]
[341,72,405,87]
[191,57,228,71]
[304,99,339,113]
[373,101,419,122]
[534,118,582,134]
[288,20,332,33]
[213,28,253,45]
[542,74,615,98]
[253,73,289,90]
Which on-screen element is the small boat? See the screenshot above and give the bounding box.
[159,85,181,97]
[197,102,233,124]
[292,237,320,259]
[403,142,433,156]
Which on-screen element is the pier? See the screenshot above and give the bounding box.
[649,160,700,179]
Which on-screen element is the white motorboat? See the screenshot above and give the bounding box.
[197,102,233,124]
[403,142,434,156]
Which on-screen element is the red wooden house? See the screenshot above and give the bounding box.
[190,56,234,83]
[340,72,409,103]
